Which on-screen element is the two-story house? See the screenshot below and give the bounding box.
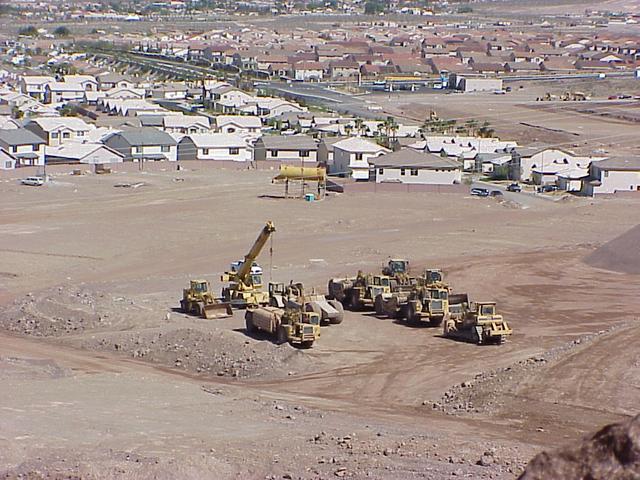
[0,128,46,167]
[583,157,640,195]
[26,118,94,147]
[103,128,178,162]
[331,137,390,180]
[19,75,55,101]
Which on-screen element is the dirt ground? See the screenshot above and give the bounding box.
[1,164,639,479]
[374,78,640,158]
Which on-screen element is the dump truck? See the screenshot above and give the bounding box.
[221,221,275,308]
[443,299,512,345]
[374,269,450,325]
[245,306,321,348]
[269,281,344,324]
[180,279,233,319]
[328,272,392,311]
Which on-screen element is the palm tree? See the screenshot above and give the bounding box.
[354,118,365,137]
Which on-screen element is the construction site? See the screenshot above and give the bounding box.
[1,164,639,479]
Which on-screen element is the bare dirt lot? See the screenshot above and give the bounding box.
[1,163,639,479]
[374,78,640,158]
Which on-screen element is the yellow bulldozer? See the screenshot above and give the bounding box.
[180,279,233,319]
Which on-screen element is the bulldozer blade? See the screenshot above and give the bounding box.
[203,302,233,319]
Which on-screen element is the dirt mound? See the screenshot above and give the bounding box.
[76,326,314,380]
[585,224,640,274]
[519,414,640,480]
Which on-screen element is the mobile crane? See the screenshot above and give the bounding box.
[221,221,276,308]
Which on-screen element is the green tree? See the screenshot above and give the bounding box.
[53,26,71,38]
[18,26,38,37]
[364,1,385,15]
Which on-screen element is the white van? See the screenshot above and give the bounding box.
[20,176,45,186]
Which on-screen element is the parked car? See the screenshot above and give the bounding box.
[20,176,45,186]
[537,185,558,193]
[470,187,489,197]
[506,183,522,192]
[490,190,503,197]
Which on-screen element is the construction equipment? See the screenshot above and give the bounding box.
[443,298,512,345]
[374,268,450,325]
[269,281,344,325]
[180,279,233,319]
[328,271,392,311]
[381,258,415,287]
[221,221,276,308]
[245,306,320,348]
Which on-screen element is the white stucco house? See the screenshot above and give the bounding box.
[177,133,251,162]
[372,149,462,185]
[45,143,124,165]
[331,137,390,180]
[583,157,640,195]
[0,128,46,167]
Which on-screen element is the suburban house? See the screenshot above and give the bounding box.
[63,75,98,91]
[19,75,55,101]
[25,117,94,146]
[509,147,577,182]
[253,135,318,163]
[331,137,390,180]
[44,143,124,165]
[44,82,86,104]
[0,116,20,130]
[161,114,211,134]
[0,148,16,170]
[530,155,599,186]
[372,149,462,185]
[96,73,136,91]
[317,137,345,169]
[103,128,178,162]
[214,115,262,135]
[0,128,46,167]
[292,62,325,82]
[177,133,251,162]
[583,157,640,195]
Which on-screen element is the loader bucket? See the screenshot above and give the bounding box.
[203,302,233,319]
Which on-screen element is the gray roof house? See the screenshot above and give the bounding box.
[371,149,462,185]
[253,135,318,163]
[0,128,46,167]
[103,128,178,162]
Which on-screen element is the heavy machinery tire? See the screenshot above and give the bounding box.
[430,315,444,327]
[300,341,314,349]
[349,290,362,311]
[276,325,288,345]
[406,302,419,326]
[245,315,255,334]
[374,295,384,316]
[328,300,344,324]
[193,302,202,317]
[180,299,188,313]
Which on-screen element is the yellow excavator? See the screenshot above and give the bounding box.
[221,221,276,308]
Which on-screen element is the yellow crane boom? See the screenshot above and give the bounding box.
[236,221,276,284]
